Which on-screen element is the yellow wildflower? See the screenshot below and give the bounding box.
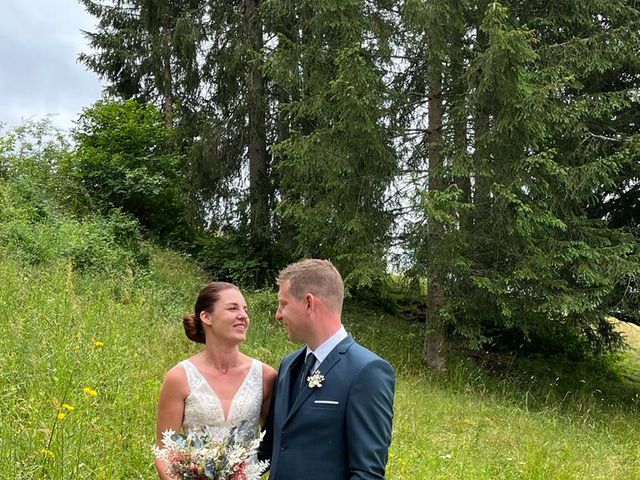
[41,448,55,459]
[57,412,66,421]
[82,387,98,397]
[94,341,105,348]
[62,403,75,411]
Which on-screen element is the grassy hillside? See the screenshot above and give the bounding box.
[1,249,639,479]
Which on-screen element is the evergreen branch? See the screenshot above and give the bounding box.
[585,132,625,143]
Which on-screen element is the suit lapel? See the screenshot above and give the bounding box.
[279,349,305,417]
[285,336,355,423]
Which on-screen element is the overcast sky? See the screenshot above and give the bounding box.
[0,0,105,131]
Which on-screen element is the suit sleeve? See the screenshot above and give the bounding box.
[346,359,395,480]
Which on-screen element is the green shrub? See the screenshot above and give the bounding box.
[195,228,292,288]
[0,119,90,216]
[73,99,193,240]
[0,120,150,278]
[0,180,149,275]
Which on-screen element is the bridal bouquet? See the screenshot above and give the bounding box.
[153,422,269,480]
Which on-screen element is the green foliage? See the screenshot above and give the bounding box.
[400,0,640,358]
[461,0,640,353]
[74,99,192,241]
[265,0,396,289]
[78,0,204,110]
[77,0,640,358]
[195,227,292,289]
[0,121,150,277]
[80,0,272,244]
[3,246,639,478]
[0,180,149,276]
[0,119,90,214]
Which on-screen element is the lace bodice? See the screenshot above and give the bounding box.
[180,358,263,442]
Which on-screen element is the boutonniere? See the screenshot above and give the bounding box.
[307,370,325,389]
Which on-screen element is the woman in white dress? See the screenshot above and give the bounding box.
[155,282,277,480]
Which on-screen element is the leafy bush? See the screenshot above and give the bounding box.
[0,180,149,275]
[196,228,292,288]
[0,121,150,277]
[73,99,193,240]
[0,119,90,215]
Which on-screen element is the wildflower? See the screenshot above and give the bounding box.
[57,412,66,421]
[82,387,98,397]
[41,448,55,459]
[94,341,105,348]
[62,403,75,411]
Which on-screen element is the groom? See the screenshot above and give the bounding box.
[259,259,395,480]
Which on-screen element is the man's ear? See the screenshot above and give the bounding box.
[305,293,315,314]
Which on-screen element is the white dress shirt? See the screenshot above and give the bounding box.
[305,325,348,370]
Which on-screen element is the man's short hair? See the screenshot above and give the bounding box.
[277,259,344,312]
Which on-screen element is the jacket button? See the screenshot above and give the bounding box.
[280,441,287,451]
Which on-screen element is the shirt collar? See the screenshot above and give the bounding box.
[306,325,348,368]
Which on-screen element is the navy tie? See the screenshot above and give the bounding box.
[299,353,316,395]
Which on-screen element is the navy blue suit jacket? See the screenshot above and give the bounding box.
[259,336,395,480]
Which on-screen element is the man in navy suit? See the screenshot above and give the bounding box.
[259,259,395,480]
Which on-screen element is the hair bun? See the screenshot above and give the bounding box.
[183,313,205,344]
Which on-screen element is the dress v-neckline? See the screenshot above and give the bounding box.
[186,359,256,424]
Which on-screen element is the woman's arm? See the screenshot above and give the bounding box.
[155,364,189,480]
[260,363,277,427]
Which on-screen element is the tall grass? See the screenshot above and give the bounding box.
[1,249,639,479]
[0,254,178,478]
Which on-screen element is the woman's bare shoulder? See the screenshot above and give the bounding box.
[162,361,189,391]
[261,361,277,383]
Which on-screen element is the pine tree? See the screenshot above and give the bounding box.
[79,0,203,124]
[80,0,272,242]
[399,0,640,364]
[263,0,397,286]
[466,0,640,351]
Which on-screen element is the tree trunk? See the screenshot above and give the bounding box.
[451,38,471,227]
[473,110,490,222]
[472,6,491,223]
[245,0,270,239]
[142,1,174,127]
[424,279,446,371]
[162,49,174,127]
[423,51,447,372]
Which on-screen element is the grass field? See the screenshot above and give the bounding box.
[1,249,639,479]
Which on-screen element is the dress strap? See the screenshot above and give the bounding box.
[180,359,204,391]
[252,358,263,385]
[249,359,264,404]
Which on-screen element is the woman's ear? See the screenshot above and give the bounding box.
[200,311,212,326]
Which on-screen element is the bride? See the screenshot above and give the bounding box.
[155,282,277,480]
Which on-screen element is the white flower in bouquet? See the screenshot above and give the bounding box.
[153,421,269,480]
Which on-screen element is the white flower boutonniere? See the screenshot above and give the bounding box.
[307,370,325,389]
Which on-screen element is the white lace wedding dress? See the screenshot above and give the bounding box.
[180,358,263,443]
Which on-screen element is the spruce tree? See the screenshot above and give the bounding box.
[263,0,397,287]
[399,0,640,363]
[80,0,272,242]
